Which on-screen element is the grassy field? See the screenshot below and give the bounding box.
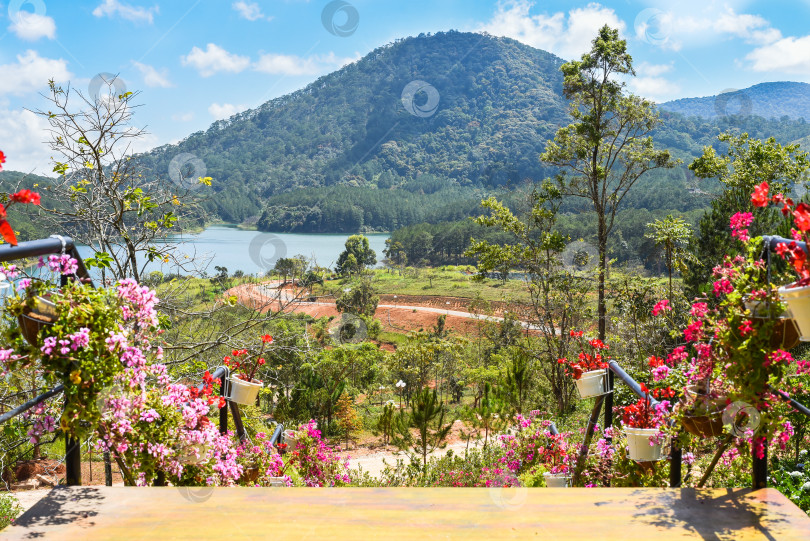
[328,267,533,304]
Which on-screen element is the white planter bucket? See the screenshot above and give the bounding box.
[778,283,810,340]
[283,429,298,450]
[227,376,263,405]
[575,369,607,399]
[625,427,664,462]
[543,473,570,487]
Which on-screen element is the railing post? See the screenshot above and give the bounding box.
[604,371,614,430]
[753,441,768,489]
[65,434,82,486]
[219,374,228,435]
[669,441,682,487]
[104,451,113,486]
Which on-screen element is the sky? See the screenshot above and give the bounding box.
[1,0,810,175]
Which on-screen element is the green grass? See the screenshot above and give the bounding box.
[366,268,531,303]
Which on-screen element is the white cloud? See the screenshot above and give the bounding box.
[253,52,357,76]
[479,0,626,59]
[232,1,271,21]
[746,35,810,75]
[133,61,172,88]
[0,50,72,96]
[93,0,158,24]
[714,9,781,44]
[627,62,680,102]
[208,103,248,120]
[182,44,251,77]
[8,13,56,41]
[171,112,194,122]
[0,108,54,176]
[634,5,781,51]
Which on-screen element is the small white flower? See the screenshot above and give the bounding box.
[790,471,803,478]
[802,481,810,491]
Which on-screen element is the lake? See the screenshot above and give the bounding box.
[76,226,390,277]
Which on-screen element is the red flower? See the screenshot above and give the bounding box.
[261,334,274,343]
[751,181,769,207]
[9,189,41,205]
[738,319,754,337]
[258,357,265,365]
[647,356,664,368]
[0,150,5,170]
[794,203,810,232]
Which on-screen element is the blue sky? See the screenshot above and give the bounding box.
[1,0,810,175]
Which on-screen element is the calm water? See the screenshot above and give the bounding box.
[76,226,390,277]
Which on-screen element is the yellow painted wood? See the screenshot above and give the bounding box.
[4,487,810,540]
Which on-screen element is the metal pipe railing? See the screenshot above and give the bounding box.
[0,384,64,424]
[608,361,659,405]
[761,235,808,254]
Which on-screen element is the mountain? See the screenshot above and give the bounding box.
[135,31,570,228]
[131,33,810,233]
[659,82,810,121]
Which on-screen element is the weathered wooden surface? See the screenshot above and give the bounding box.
[4,487,810,540]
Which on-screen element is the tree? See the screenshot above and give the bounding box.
[541,25,677,342]
[645,215,693,300]
[335,277,379,317]
[273,258,296,284]
[394,388,452,470]
[32,78,208,283]
[383,239,407,274]
[336,235,376,275]
[465,382,508,448]
[334,393,362,450]
[465,183,589,414]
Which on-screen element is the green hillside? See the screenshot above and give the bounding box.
[124,33,810,233]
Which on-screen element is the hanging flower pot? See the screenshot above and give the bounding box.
[227,376,263,405]
[745,295,801,349]
[18,294,58,346]
[778,283,810,340]
[625,427,664,462]
[575,369,608,399]
[678,385,726,438]
[543,472,571,487]
[239,466,260,484]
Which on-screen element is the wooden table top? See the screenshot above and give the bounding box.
[3,486,810,540]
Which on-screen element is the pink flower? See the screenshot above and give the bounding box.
[690,302,709,319]
[713,279,733,297]
[730,212,753,243]
[651,299,671,316]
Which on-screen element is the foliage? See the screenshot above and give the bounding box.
[645,215,694,299]
[684,132,809,295]
[1,262,162,440]
[0,492,22,531]
[465,182,590,413]
[334,393,363,449]
[770,453,810,513]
